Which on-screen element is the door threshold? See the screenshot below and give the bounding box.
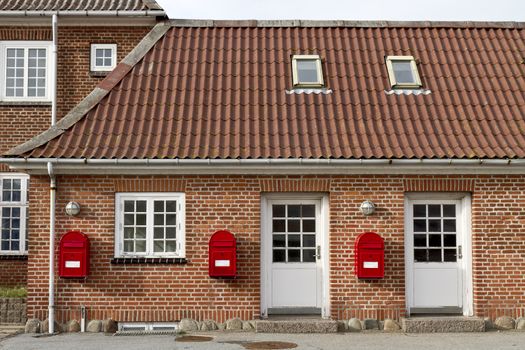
[266,314,323,320]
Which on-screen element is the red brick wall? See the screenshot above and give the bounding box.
[25,174,525,322]
[0,25,151,285]
[0,258,27,287]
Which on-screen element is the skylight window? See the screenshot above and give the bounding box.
[292,55,324,88]
[386,56,422,89]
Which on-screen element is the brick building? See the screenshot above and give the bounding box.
[2,20,525,326]
[0,0,165,287]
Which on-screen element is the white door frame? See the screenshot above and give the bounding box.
[404,192,473,316]
[261,193,330,319]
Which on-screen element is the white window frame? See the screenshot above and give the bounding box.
[0,41,53,102]
[115,192,185,258]
[291,54,324,88]
[0,174,29,255]
[385,55,422,89]
[90,44,117,72]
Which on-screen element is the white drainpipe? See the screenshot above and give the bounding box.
[47,13,58,334]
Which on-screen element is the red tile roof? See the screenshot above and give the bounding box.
[0,0,161,11]
[9,21,525,160]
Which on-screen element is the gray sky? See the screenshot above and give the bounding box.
[157,0,525,21]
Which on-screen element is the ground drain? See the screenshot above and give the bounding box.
[242,341,298,349]
[176,335,214,342]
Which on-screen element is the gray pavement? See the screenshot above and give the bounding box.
[1,331,525,350]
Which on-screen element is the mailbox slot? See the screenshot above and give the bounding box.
[354,231,384,279]
[59,230,89,278]
[209,230,237,278]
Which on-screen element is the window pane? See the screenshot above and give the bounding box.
[444,234,456,247]
[428,205,441,217]
[165,241,176,252]
[154,214,164,225]
[288,234,300,247]
[135,227,146,239]
[166,227,176,239]
[302,205,315,217]
[154,240,164,252]
[429,234,441,247]
[288,249,301,262]
[272,220,285,232]
[272,234,285,247]
[11,241,19,250]
[303,219,315,232]
[288,220,300,232]
[287,205,300,217]
[444,249,457,262]
[414,219,426,232]
[428,219,441,232]
[124,227,134,239]
[443,205,455,217]
[166,214,176,226]
[124,214,134,225]
[392,61,415,84]
[154,227,164,239]
[303,249,316,262]
[272,205,285,217]
[124,201,134,212]
[414,234,426,247]
[296,59,319,83]
[136,214,146,226]
[443,219,456,232]
[414,249,427,262]
[413,205,426,217]
[166,201,177,212]
[1,241,9,250]
[303,234,315,247]
[135,240,146,252]
[273,249,285,262]
[154,201,164,212]
[428,249,442,262]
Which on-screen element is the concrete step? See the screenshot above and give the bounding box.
[402,316,485,333]
[255,319,338,333]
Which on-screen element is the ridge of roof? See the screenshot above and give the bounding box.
[5,20,171,157]
[0,0,164,12]
[168,19,525,29]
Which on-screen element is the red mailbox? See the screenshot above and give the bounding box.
[354,232,384,279]
[59,230,89,278]
[209,230,237,278]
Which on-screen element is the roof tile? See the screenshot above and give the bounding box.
[13,24,525,160]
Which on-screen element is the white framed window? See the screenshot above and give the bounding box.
[0,174,28,255]
[386,55,422,88]
[115,193,185,258]
[291,54,324,88]
[90,44,117,72]
[0,41,53,101]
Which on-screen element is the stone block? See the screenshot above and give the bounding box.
[41,318,61,333]
[383,319,401,332]
[86,320,102,333]
[348,318,362,332]
[364,318,379,330]
[226,318,243,330]
[494,316,515,330]
[179,318,199,332]
[25,319,40,334]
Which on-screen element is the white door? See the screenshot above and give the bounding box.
[264,199,323,314]
[406,199,467,314]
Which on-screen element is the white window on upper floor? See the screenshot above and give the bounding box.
[0,41,53,102]
[115,193,185,258]
[291,54,324,88]
[386,55,422,89]
[0,174,28,255]
[90,44,117,72]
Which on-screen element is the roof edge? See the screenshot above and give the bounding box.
[169,19,525,28]
[0,10,166,17]
[5,20,171,157]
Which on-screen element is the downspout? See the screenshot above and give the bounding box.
[47,13,58,334]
